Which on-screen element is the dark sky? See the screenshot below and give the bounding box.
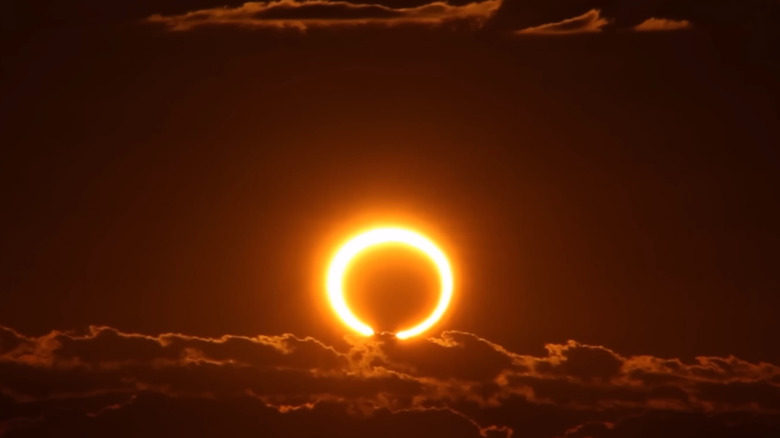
[2,1,780,437]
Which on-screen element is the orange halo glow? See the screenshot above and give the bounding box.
[326,227,454,339]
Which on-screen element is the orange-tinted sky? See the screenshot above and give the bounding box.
[2,1,780,436]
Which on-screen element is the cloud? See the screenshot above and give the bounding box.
[490,0,780,37]
[4,0,777,43]
[1,325,779,437]
[144,0,501,31]
[507,6,692,35]
[633,17,692,32]
[514,9,609,34]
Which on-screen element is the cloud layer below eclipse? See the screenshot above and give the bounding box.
[2,325,779,437]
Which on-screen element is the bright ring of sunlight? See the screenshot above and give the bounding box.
[326,227,454,339]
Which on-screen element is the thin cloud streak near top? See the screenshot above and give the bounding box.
[145,0,501,31]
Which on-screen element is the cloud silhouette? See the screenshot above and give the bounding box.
[513,11,692,35]
[144,0,501,31]
[489,0,778,31]
[138,0,772,35]
[514,9,609,34]
[633,17,692,32]
[1,325,779,437]
[5,0,775,44]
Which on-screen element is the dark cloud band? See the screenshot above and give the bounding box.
[144,0,500,30]
[1,325,778,437]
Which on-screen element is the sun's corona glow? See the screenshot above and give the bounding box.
[326,227,453,339]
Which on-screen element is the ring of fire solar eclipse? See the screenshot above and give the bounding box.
[326,227,454,339]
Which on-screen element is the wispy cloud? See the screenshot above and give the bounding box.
[514,9,610,35]
[145,0,501,31]
[633,17,692,32]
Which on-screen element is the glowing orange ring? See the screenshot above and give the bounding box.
[326,227,454,339]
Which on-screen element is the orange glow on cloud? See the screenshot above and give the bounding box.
[146,0,500,31]
[515,9,610,35]
[326,227,454,339]
[633,17,692,32]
